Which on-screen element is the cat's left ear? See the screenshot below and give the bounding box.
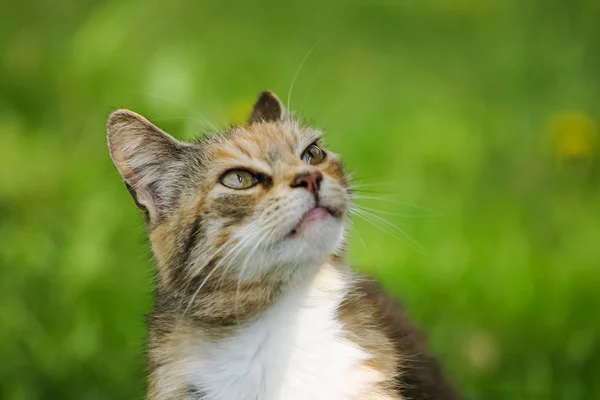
[107,109,187,225]
[248,91,286,124]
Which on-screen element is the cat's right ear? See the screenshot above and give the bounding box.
[248,91,286,124]
[107,109,185,225]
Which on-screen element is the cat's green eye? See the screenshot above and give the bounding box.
[301,143,326,165]
[220,169,258,190]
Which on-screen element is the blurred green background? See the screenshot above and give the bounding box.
[1,0,600,399]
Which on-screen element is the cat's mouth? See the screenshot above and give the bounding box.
[289,205,337,236]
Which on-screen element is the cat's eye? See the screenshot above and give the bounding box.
[219,169,259,190]
[301,143,326,165]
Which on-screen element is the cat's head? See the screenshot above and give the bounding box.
[107,91,350,288]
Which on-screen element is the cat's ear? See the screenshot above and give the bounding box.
[107,109,186,225]
[248,91,286,124]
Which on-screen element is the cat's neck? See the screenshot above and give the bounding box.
[179,263,378,400]
[170,259,353,337]
[149,260,401,400]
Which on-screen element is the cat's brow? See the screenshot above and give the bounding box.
[266,149,280,165]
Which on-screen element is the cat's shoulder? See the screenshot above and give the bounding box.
[343,272,463,400]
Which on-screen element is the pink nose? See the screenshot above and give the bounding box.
[290,170,323,194]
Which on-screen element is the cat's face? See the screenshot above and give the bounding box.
[108,92,350,286]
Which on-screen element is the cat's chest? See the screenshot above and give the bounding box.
[185,271,379,400]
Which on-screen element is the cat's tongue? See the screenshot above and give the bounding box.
[302,207,329,224]
[292,207,330,235]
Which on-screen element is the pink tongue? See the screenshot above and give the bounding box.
[302,207,328,224]
[291,207,330,236]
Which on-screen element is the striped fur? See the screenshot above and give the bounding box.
[107,91,461,400]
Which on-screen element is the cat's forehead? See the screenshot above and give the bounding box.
[210,121,322,168]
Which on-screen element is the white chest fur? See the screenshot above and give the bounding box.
[183,266,380,400]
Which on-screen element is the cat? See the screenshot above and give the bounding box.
[106,91,462,400]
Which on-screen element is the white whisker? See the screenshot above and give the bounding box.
[350,207,425,254]
[299,60,323,114]
[234,227,273,319]
[352,204,437,218]
[286,41,321,117]
[350,221,367,248]
[136,91,220,132]
[175,233,238,313]
[181,229,257,320]
[350,181,401,188]
[353,195,442,215]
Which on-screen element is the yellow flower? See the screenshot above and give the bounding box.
[549,111,598,159]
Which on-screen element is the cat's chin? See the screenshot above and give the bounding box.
[280,214,345,264]
[226,217,345,282]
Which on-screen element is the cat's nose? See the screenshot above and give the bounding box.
[290,170,323,194]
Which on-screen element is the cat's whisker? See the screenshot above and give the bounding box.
[236,224,274,280]
[175,236,240,323]
[350,222,367,248]
[286,40,321,118]
[350,207,425,254]
[176,233,239,312]
[265,217,285,249]
[181,231,256,319]
[233,211,290,306]
[299,60,323,115]
[351,189,421,197]
[352,204,437,218]
[222,220,268,275]
[187,226,251,279]
[234,227,273,320]
[351,210,408,248]
[350,208,401,241]
[349,181,421,197]
[150,116,219,132]
[136,91,220,132]
[353,195,443,216]
[350,181,401,188]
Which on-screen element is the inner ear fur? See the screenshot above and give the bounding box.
[106,109,186,224]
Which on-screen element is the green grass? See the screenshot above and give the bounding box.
[1,1,600,399]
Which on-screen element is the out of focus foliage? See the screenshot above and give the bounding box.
[1,1,599,399]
